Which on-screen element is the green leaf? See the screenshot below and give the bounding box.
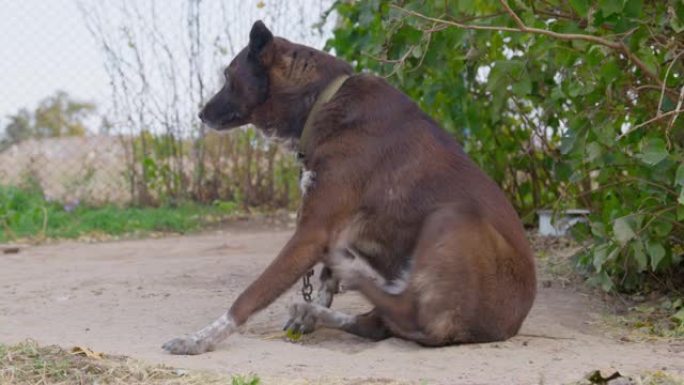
[624,0,643,18]
[551,86,565,101]
[593,124,615,146]
[675,163,684,186]
[679,188,684,206]
[672,14,684,33]
[569,0,590,17]
[599,0,624,16]
[567,81,584,97]
[637,46,659,75]
[652,219,673,237]
[638,137,668,165]
[512,77,532,96]
[411,45,423,59]
[593,244,610,272]
[591,221,607,238]
[632,241,647,271]
[588,270,614,292]
[613,216,636,245]
[672,1,684,33]
[674,309,684,324]
[560,131,578,155]
[647,241,666,271]
[586,142,603,162]
[600,60,621,84]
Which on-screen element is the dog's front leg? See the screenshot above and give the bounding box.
[283,265,339,334]
[162,227,327,355]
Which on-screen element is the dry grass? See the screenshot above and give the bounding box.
[0,340,239,385]
[0,340,410,385]
[569,370,684,385]
[527,232,684,342]
[528,231,584,288]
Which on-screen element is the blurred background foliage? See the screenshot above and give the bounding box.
[326,0,684,293]
[1,91,95,150]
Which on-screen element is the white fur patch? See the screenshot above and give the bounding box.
[383,268,410,295]
[329,248,408,293]
[300,168,316,194]
[193,313,236,345]
[327,220,411,294]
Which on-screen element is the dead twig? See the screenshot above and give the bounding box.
[517,333,576,340]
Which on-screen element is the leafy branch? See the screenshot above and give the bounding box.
[391,3,679,99]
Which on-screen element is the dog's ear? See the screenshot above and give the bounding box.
[248,20,274,65]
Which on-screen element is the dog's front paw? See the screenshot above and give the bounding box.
[162,336,214,355]
[284,302,317,335]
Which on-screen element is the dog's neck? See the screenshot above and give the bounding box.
[297,75,349,158]
[255,75,350,152]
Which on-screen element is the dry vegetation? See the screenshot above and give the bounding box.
[0,340,238,385]
[0,340,681,385]
[0,341,415,385]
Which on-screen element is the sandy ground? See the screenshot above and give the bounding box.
[1,226,682,385]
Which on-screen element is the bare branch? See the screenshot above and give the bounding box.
[617,108,684,139]
[658,50,684,116]
[668,85,684,134]
[391,6,520,33]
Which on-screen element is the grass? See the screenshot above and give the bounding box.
[528,232,684,340]
[0,184,240,243]
[602,297,684,341]
[1,341,682,385]
[0,340,259,385]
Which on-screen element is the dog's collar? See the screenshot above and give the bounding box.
[298,75,350,160]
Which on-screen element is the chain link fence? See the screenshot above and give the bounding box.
[1,0,334,209]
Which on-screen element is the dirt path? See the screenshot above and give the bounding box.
[1,228,682,384]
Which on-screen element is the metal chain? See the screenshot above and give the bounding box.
[296,166,314,303]
[301,269,314,303]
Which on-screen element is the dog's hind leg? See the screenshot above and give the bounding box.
[285,303,391,341]
[341,207,535,346]
[317,265,339,308]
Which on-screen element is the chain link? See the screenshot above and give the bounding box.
[301,269,314,303]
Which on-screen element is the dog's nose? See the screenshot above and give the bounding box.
[198,110,207,123]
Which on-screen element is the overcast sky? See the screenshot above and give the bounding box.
[0,0,108,129]
[0,0,334,132]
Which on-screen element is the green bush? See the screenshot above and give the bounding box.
[326,0,684,292]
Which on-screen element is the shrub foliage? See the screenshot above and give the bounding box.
[326,0,684,292]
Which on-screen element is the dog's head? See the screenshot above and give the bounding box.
[199,20,353,139]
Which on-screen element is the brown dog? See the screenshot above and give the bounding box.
[162,20,536,355]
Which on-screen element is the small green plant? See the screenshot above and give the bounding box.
[285,328,303,342]
[231,374,261,385]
